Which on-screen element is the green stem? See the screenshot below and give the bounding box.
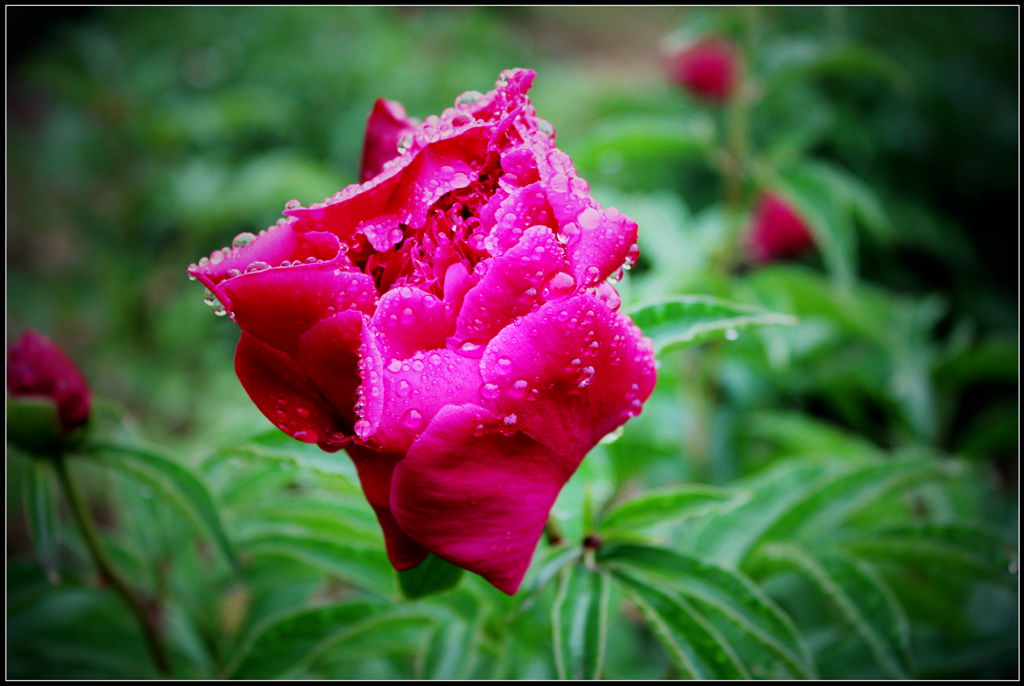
[55,455,171,675]
[545,516,565,546]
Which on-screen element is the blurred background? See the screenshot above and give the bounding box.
[7,6,1019,680]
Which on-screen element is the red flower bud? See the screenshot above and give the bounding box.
[663,37,739,103]
[7,330,92,436]
[747,192,816,264]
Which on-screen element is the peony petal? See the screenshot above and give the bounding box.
[373,348,485,454]
[454,226,568,346]
[234,332,342,445]
[220,267,377,356]
[370,286,453,361]
[360,98,419,183]
[567,206,638,289]
[189,224,342,298]
[482,181,557,256]
[287,127,488,252]
[345,444,429,570]
[480,292,656,456]
[391,403,576,594]
[295,310,365,432]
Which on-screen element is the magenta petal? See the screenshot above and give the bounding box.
[189,225,342,297]
[455,226,568,346]
[287,128,488,252]
[360,98,419,183]
[481,293,656,455]
[219,267,377,356]
[235,332,342,444]
[371,286,453,361]
[568,206,638,289]
[482,182,556,256]
[391,403,576,594]
[374,348,484,454]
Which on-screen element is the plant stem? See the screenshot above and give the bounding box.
[54,455,171,675]
[544,516,565,546]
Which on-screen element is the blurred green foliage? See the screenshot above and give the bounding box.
[7,6,1018,680]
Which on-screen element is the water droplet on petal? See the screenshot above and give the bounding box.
[354,419,372,437]
[456,90,484,106]
[402,409,424,430]
[397,133,414,154]
[232,231,257,248]
[509,379,529,399]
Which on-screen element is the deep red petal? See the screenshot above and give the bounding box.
[345,444,429,570]
[220,267,377,356]
[391,403,577,594]
[295,310,365,431]
[360,98,418,183]
[234,332,343,444]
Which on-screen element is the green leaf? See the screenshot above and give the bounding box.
[745,411,882,461]
[84,441,239,573]
[398,554,465,599]
[841,523,1017,587]
[628,295,796,355]
[23,461,61,584]
[758,458,952,545]
[600,484,738,535]
[552,563,610,680]
[602,544,813,679]
[416,610,482,680]
[776,166,857,287]
[758,544,912,679]
[688,458,838,566]
[612,569,750,679]
[229,600,432,679]
[239,533,394,596]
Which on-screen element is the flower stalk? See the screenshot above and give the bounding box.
[54,455,171,675]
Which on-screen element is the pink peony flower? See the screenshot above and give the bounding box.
[747,191,816,264]
[7,329,92,435]
[188,69,656,594]
[663,36,739,103]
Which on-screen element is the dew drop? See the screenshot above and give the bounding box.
[232,231,257,248]
[397,133,414,154]
[285,199,302,211]
[509,379,529,399]
[456,90,484,106]
[725,328,739,341]
[246,261,271,274]
[480,383,500,400]
[402,409,424,430]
